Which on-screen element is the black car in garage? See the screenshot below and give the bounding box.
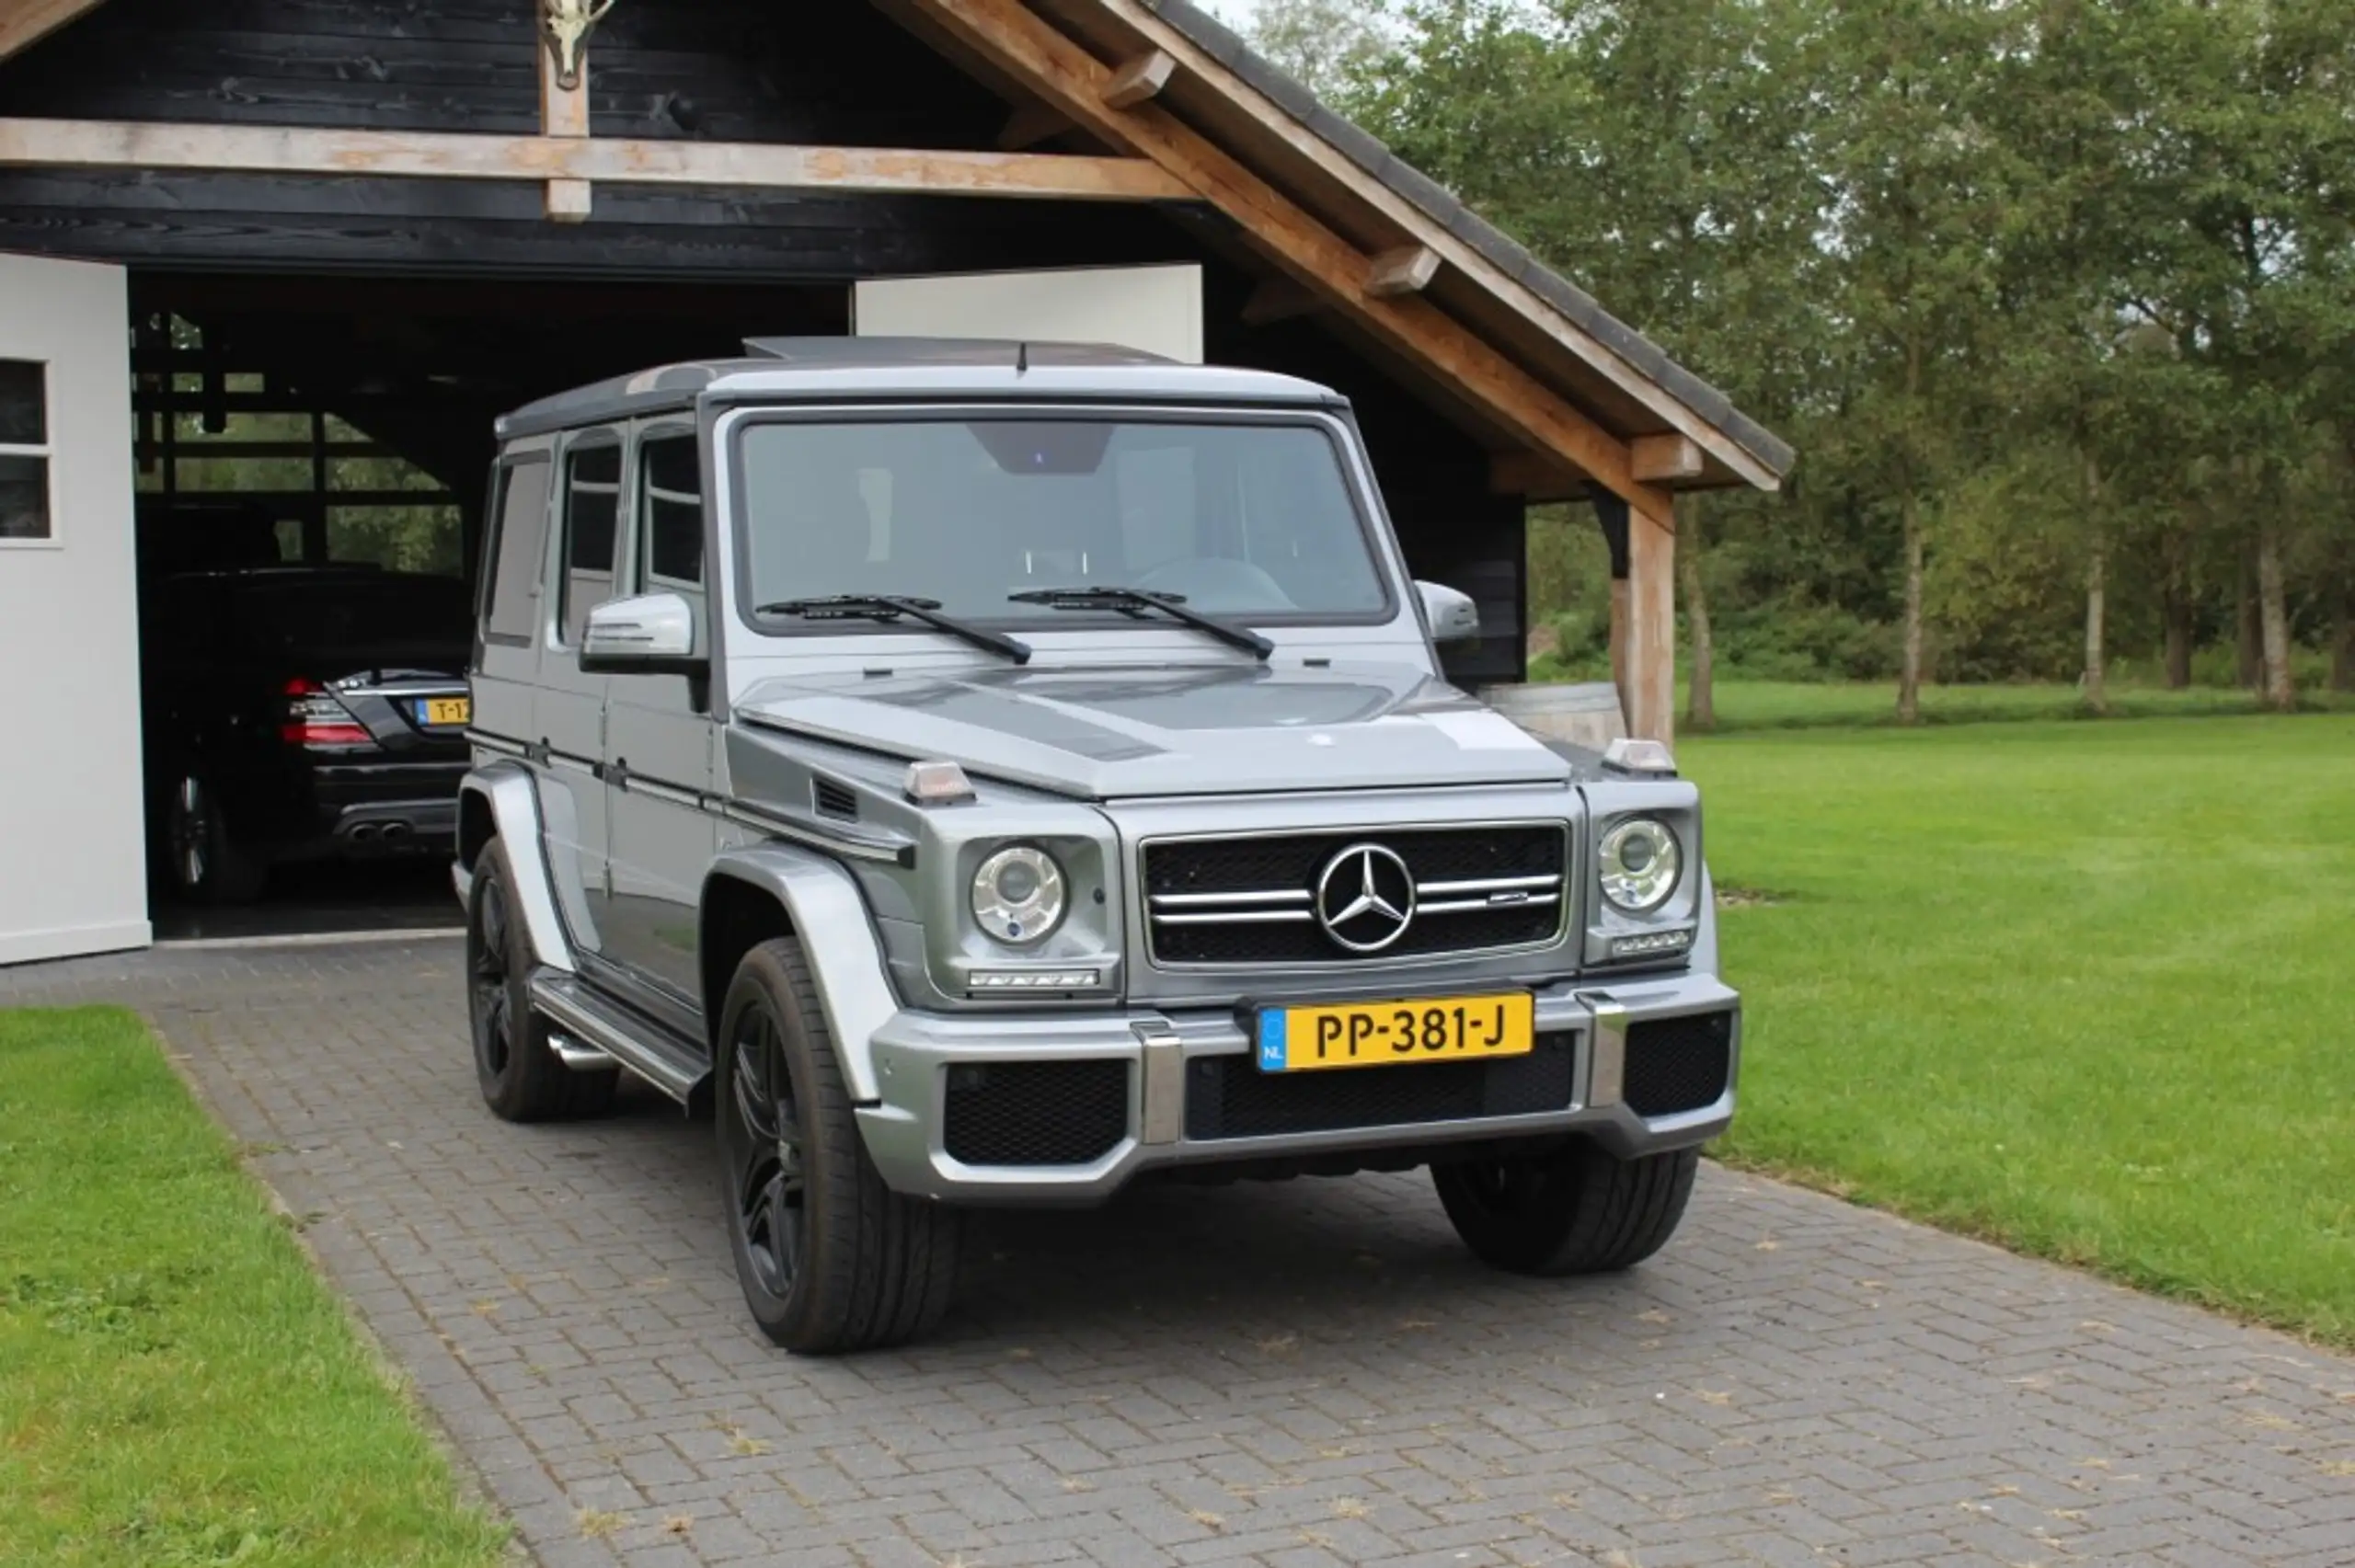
[139,557,474,901]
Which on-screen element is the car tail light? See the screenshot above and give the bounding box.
[281,679,373,748]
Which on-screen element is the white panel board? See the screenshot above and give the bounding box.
[0,253,148,965]
[855,264,1203,364]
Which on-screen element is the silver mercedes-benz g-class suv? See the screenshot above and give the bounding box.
[455,338,1738,1354]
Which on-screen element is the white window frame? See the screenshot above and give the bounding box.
[0,357,57,551]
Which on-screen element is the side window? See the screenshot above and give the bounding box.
[638,432,704,589]
[0,359,52,543]
[483,456,551,644]
[558,435,621,646]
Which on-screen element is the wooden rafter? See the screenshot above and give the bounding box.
[886,0,1670,521]
[1080,0,1777,496]
[0,118,1197,202]
[0,0,107,63]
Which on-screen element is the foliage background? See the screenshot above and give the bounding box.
[1246,0,2355,717]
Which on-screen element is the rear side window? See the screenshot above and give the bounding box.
[483,457,550,644]
[559,437,622,645]
[639,433,703,587]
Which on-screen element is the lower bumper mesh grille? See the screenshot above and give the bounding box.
[943,1059,1130,1166]
[1623,1012,1734,1116]
[1185,1034,1576,1141]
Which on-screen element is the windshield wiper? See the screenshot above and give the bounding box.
[1006,587,1274,661]
[758,594,1031,665]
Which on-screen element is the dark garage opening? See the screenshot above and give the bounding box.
[132,270,845,939]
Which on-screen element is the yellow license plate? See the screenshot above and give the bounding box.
[1256,992,1534,1073]
[422,697,471,727]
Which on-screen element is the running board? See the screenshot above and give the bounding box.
[529,969,708,1105]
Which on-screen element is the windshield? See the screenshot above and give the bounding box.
[735,417,1392,625]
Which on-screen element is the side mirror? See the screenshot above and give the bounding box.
[578,592,706,678]
[1415,579,1482,647]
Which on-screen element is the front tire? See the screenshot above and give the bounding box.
[1432,1140,1699,1276]
[466,839,615,1122]
[717,937,961,1354]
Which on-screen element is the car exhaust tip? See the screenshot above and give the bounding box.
[349,823,380,842]
[381,821,411,842]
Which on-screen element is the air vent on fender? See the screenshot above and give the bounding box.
[812,776,859,821]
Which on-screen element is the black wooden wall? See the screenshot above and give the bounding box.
[0,0,1525,681]
[0,0,1189,279]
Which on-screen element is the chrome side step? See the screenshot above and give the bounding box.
[529,969,708,1105]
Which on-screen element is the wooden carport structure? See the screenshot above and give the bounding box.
[0,0,1790,743]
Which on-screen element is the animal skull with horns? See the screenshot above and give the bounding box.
[543,0,616,91]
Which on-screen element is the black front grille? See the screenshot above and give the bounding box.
[1623,1012,1734,1117]
[942,1059,1130,1166]
[1145,825,1567,966]
[1185,1034,1576,1140]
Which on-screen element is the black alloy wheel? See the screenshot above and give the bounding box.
[465,839,614,1122]
[720,998,807,1303]
[716,939,962,1354]
[469,872,519,1084]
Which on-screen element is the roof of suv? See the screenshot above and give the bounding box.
[497,337,1347,441]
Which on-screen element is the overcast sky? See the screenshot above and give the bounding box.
[1195,0,1265,29]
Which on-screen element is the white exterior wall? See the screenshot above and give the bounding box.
[854,264,1204,363]
[0,254,148,965]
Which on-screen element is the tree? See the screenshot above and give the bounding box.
[1245,0,1393,101]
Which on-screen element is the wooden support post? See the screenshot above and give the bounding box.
[539,17,592,223]
[1624,501,1676,745]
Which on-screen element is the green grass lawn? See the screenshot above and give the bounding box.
[1684,713,2355,1345]
[0,1009,507,1568]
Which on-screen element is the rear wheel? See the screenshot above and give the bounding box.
[164,773,265,904]
[467,840,615,1122]
[1432,1140,1699,1276]
[718,937,961,1354]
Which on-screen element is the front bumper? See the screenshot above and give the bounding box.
[854,971,1740,1204]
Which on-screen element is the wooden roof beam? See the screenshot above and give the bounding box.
[889,0,1668,522]
[1080,0,1779,495]
[0,0,107,63]
[0,117,1198,202]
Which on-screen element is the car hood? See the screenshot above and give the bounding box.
[732,661,1571,800]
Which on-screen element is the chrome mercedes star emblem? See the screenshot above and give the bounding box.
[1315,843,1417,953]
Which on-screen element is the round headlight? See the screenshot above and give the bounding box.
[971,845,1067,945]
[1598,818,1683,913]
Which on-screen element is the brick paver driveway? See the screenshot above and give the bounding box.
[6,938,2350,1568]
